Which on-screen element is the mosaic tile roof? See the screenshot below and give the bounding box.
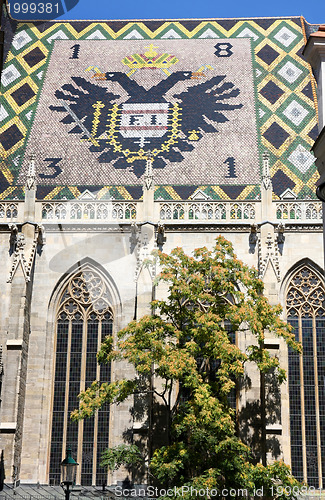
[0,15,319,200]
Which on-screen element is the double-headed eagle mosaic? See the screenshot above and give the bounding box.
[50,44,243,177]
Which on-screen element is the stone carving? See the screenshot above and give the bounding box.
[258,232,281,282]
[57,267,112,319]
[276,223,285,244]
[262,151,272,191]
[249,224,258,245]
[134,226,157,282]
[26,155,36,191]
[8,234,28,283]
[144,151,154,191]
[287,266,325,317]
[36,224,46,247]
[9,223,18,253]
[156,222,166,247]
[7,225,46,283]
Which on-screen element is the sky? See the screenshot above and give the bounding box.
[55,0,323,25]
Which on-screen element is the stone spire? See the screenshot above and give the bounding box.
[144,150,154,191]
[26,154,36,191]
[261,151,274,221]
[262,151,272,191]
[142,150,155,222]
[24,154,36,223]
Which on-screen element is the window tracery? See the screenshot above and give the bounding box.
[287,267,325,319]
[49,267,113,486]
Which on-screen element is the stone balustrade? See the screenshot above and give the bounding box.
[40,201,138,222]
[0,202,21,221]
[158,200,257,222]
[0,200,322,225]
[275,201,322,221]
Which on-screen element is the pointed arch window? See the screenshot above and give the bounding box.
[286,266,325,488]
[49,267,113,486]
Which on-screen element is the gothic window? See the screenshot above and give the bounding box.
[49,267,113,486]
[286,266,325,488]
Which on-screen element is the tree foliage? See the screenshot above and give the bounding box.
[72,236,302,498]
[100,444,143,472]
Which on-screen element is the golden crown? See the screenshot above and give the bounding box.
[122,44,179,76]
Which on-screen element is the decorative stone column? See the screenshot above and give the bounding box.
[0,156,40,483]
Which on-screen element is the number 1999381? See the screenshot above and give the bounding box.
[7,2,60,14]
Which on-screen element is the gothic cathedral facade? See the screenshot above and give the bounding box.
[0,13,324,488]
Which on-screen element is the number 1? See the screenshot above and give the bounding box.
[70,44,80,59]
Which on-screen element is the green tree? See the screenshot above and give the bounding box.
[72,236,302,497]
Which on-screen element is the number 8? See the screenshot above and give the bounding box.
[215,43,233,57]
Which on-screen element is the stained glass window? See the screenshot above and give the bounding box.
[286,266,325,488]
[49,267,113,486]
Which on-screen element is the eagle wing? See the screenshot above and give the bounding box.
[50,77,120,147]
[172,75,243,138]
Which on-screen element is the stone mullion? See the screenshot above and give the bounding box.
[62,318,72,463]
[92,318,101,486]
[76,308,88,485]
[299,314,307,483]
[312,315,323,489]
